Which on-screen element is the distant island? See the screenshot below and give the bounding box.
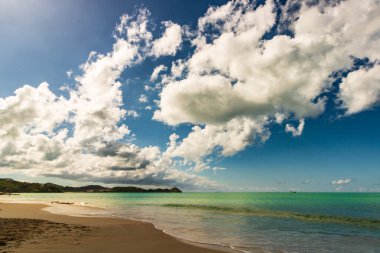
[0,178,181,193]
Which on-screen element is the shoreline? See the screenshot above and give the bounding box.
[0,201,239,253]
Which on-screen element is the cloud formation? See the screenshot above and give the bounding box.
[1,0,380,189]
[339,65,380,115]
[285,119,305,137]
[0,9,217,190]
[332,179,352,185]
[138,94,148,103]
[151,21,182,57]
[150,64,167,81]
[154,0,380,164]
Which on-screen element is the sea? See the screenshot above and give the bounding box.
[1,192,379,253]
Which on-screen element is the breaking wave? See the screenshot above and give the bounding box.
[162,203,380,228]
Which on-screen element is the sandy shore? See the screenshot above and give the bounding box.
[0,202,236,253]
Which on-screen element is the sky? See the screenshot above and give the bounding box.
[0,0,379,192]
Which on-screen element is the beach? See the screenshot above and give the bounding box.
[0,202,234,253]
[1,192,380,253]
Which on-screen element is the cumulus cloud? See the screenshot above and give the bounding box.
[115,8,153,46]
[125,110,140,118]
[339,64,380,115]
[2,0,380,188]
[0,82,69,136]
[165,116,269,162]
[332,178,352,185]
[151,21,182,57]
[0,8,218,190]
[138,94,148,103]
[285,119,305,137]
[66,70,73,78]
[150,64,167,81]
[153,0,380,164]
[170,59,186,78]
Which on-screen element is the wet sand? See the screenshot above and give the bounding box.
[0,202,235,253]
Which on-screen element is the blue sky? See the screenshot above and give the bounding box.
[0,0,379,191]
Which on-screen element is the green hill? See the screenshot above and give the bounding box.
[0,178,181,193]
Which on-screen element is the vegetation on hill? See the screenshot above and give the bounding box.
[0,178,181,193]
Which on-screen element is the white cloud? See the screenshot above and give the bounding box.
[66,70,73,78]
[0,82,69,136]
[71,39,138,148]
[0,8,218,190]
[154,0,380,163]
[170,59,186,78]
[0,83,70,170]
[115,9,153,45]
[154,74,275,125]
[139,94,148,103]
[2,1,380,189]
[332,179,352,185]
[339,65,380,115]
[144,84,151,91]
[165,116,269,162]
[125,110,140,118]
[197,0,235,33]
[151,21,182,57]
[285,119,305,137]
[212,166,226,174]
[150,64,167,81]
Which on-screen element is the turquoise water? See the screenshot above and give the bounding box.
[2,192,380,252]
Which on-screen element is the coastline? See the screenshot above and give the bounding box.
[0,201,238,253]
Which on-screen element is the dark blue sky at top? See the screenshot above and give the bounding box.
[0,0,227,95]
[0,0,379,191]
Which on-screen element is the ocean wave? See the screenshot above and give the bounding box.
[161,204,380,228]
